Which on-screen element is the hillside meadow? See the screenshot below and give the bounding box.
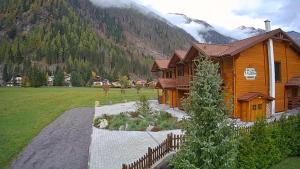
[0,87,156,168]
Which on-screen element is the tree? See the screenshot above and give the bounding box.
[28,65,45,87]
[171,57,237,169]
[135,83,142,94]
[54,67,64,86]
[102,82,110,96]
[70,71,82,87]
[119,75,130,94]
[3,64,10,82]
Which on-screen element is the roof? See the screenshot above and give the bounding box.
[194,43,230,57]
[285,77,300,87]
[187,29,300,59]
[175,50,187,60]
[238,92,275,102]
[155,78,176,89]
[151,59,170,72]
[168,50,188,68]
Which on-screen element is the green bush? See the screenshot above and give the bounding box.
[237,115,300,169]
[108,114,128,130]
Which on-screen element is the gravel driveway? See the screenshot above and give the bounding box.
[10,108,94,169]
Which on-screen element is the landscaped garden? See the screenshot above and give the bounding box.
[93,96,184,131]
[0,87,156,168]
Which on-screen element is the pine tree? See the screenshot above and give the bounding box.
[171,57,237,169]
[53,67,64,86]
[70,71,82,87]
[3,64,10,82]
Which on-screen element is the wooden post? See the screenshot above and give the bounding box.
[148,147,152,168]
[169,133,173,151]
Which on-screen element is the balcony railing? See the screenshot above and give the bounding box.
[176,75,191,89]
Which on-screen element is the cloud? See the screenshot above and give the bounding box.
[233,0,300,31]
[89,0,138,8]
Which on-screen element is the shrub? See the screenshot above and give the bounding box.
[237,131,256,169]
[236,115,300,169]
[108,114,128,130]
[158,111,172,120]
[136,95,151,114]
[159,121,177,130]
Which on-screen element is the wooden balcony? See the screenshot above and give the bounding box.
[288,96,300,109]
[176,76,191,89]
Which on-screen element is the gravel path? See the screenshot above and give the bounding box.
[10,108,94,169]
[91,100,185,169]
[89,129,182,169]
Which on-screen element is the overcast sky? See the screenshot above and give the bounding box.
[90,0,300,32]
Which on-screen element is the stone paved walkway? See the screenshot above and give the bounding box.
[90,100,184,169]
[89,129,181,169]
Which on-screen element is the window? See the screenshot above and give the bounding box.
[275,62,281,82]
[292,88,298,97]
[177,65,184,76]
[258,104,262,110]
[166,71,172,79]
[252,105,257,110]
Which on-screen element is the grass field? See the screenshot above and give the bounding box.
[0,87,156,168]
[270,157,300,169]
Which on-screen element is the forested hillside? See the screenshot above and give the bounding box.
[0,0,194,86]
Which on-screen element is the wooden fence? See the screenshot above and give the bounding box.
[122,133,184,169]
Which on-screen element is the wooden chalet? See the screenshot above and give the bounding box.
[151,21,300,122]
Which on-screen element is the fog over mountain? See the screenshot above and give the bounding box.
[88,0,270,43]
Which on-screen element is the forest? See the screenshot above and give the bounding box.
[0,0,153,86]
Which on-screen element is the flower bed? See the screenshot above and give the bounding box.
[93,111,184,131]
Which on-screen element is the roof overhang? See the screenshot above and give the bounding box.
[238,92,275,102]
[285,77,300,88]
[155,78,176,89]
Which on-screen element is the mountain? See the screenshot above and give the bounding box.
[234,26,265,39]
[164,13,235,44]
[0,0,195,84]
[287,31,300,46]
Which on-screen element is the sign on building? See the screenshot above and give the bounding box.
[244,68,257,80]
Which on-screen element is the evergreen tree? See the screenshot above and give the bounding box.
[70,71,82,87]
[28,65,45,87]
[171,57,237,169]
[53,67,64,86]
[119,75,130,94]
[3,64,10,82]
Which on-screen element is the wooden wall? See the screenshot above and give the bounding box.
[273,40,288,112]
[234,42,269,117]
[221,57,234,116]
[286,44,300,78]
[232,39,300,116]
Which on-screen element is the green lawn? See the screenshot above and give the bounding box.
[0,87,156,168]
[270,157,300,169]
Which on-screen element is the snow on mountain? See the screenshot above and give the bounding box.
[163,13,234,44]
[233,26,265,39]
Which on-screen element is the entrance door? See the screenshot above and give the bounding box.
[250,99,266,121]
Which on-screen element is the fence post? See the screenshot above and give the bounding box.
[169,133,173,151]
[148,147,152,168]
